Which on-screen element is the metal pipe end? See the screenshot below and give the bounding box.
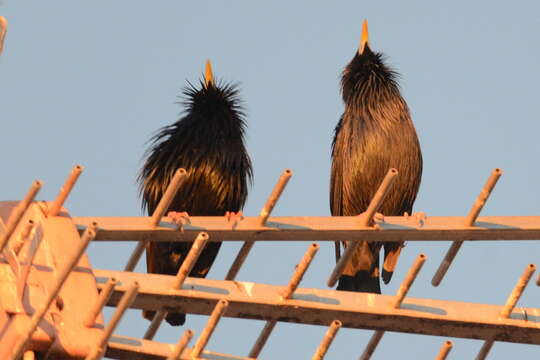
[332,320,342,327]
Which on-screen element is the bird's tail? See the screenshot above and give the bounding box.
[143,310,186,326]
[382,241,404,284]
[337,241,381,294]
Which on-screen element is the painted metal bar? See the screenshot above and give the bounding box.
[435,340,453,360]
[75,215,540,243]
[248,320,277,358]
[12,219,34,255]
[0,180,42,253]
[259,169,292,226]
[22,351,34,360]
[172,232,209,289]
[432,168,502,286]
[84,277,117,327]
[86,281,140,360]
[394,253,427,308]
[166,329,194,360]
[282,243,319,299]
[145,232,209,339]
[124,168,187,272]
[9,223,97,360]
[475,339,495,360]
[536,273,540,286]
[327,169,398,288]
[96,269,540,344]
[312,320,341,360]
[360,168,398,227]
[191,299,229,358]
[500,263,536,318]
[143,309,166,340]
[48,165,84,216]
[359,330,384,360]
[225,170,293,281]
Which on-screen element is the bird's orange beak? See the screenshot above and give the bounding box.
[359,19,369,55]
[205,59,214,87]
[0,16,7,56]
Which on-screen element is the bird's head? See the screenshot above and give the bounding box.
[341,20,398,103]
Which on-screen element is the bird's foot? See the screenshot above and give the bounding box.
[357,211,385,229]
[225,211,244,230]
[167,211,191,232]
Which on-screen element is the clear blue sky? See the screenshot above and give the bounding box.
[1,2,539,359]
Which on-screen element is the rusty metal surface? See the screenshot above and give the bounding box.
[0,202,104,358]
[94,269,540,345]
[75,215,540,242]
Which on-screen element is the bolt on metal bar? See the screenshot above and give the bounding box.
[312,320,342,360]
[500,263,536,318]
[166,329,194,360]
[282,243,319,299]
[327,169,398,288]
[84,277,117,327]
[432,168,502,286]
[124,168,187,272]
[143,309,166,340]
[0,16,6,56]
[145,232,209,339]
[226,169,292,281]
[48,165,84,216]
[86,281,140,360]
[435,340,453,360]
[394,253,427,308]
[191,299,229,358]
[0,180,42,253]
[249,320,277,358]
[476,338,494,360]
[359,330,384,360]
[12,220,34,255]
[10,222,97,360]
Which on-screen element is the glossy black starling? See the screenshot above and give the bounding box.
[330,21,422,293]
[138,60,252,325]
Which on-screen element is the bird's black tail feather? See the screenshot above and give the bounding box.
[336,241,381,294]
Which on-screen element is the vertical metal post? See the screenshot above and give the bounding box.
[328,168,398,288]
[10,223,97,360]
[282,243,319,299]
[393,253,427,308]
[85,282,140,360]
[144,232,209,340]
[226,169,292,281]
[166,329,194,360]
[124,168,187,271]
[48,165,84,216]
[500,263,536,318]
[359,330,384,360]
[191,299,229,358]
[84,278,117,327]
[249,320,277,358]
[432,168,502,286]
[476,338,495,360]
[312,320,342,360]
[0,180,42,253]
[0,16,6,56]
[435,340,453,360]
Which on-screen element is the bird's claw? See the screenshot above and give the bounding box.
[167,211,191,232]
[225,211,244,230]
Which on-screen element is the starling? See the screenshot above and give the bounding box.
[138,60,252,325]
[330,21,423,293]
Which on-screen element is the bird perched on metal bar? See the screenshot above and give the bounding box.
[330,20,422,293]
[138,60,252,325]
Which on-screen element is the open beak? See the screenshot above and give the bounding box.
[359,19,369,55]
[205,59,214,87]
